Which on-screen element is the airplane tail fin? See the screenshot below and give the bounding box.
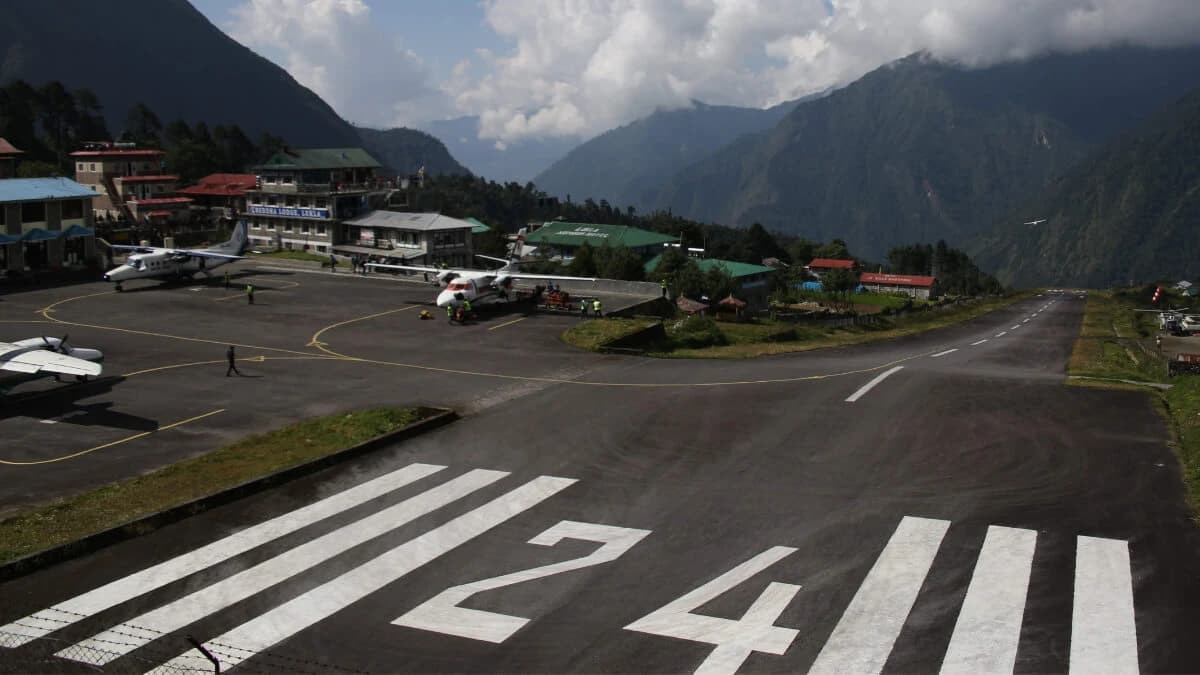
[212,220,249,255]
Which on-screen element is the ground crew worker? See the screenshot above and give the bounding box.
[592,298,602,317]
[226,345,241,377]
[580,299,588,318]
[661,278,668,298]
[329,254,337,272]
[463,299,472,318]
[246,283,254,305]
[446,304,454,322]
[1157,334,1163,349]
[224,270,230,289]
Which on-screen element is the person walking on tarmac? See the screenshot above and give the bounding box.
[592,298,602,318]
[246,283,255,305]
[226,345,241,377]
[224,270,231,289]
[580,299,589,318]
[446,304,455,323]
[661,278,668,298]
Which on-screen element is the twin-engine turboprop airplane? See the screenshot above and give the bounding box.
[102,221,248,291]
[0,336,103,395]
[370,254,595,308]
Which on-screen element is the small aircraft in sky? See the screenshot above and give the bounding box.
[368,233,595,308]
[102,221,247,291]
[1024,219,1047,226]
[0,336,103,395]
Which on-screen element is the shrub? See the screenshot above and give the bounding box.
[668,315,728,348]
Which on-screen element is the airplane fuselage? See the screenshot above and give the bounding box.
[104,250,228,285]
[437,273,514,308]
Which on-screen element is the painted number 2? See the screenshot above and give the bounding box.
[393,520,650,643]
[625,546,802,675]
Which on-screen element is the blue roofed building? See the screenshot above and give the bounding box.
[0,177,99,275]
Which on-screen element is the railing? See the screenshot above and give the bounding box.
[258,181,383,194]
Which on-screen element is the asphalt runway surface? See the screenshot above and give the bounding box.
[1,274,1197,674]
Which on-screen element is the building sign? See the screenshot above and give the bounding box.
[562,226,610,239]
[248,204,329,219]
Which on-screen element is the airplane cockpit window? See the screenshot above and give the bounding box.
[130,259,145,271]
[448,281,471,291]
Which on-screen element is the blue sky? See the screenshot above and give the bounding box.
[187,1,1200,145]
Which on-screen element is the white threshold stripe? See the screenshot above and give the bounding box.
[940,526,1037,675]
[970,339,988,346]
[1011,325,1021,330]
[1069,536,1139,675]
[995,331,1008,338]
[845,366,904,402]
[1023,318,1031,323]
[931,349,959,358]
[807,516,950,675]
[63,469,508,665]
[0,462,445,646]
[150,475,577,674]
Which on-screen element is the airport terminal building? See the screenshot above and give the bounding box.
[244,147,386,254]
[0,177,98,274]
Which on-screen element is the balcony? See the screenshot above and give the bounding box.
[257,181,382,195]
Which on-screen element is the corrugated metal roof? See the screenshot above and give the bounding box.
[0,178,97,203]
[644,254,775,279]
[524,221,677,248]
[258,147,381,170]
[0,137,24,155]
[343,211,474,231]
[808,258,856,268]
[464,217,491,234]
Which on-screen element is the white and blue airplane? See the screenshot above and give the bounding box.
[0,336,103,395]
[102,221,248,291]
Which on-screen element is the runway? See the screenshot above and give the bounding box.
[1,273,1196,673]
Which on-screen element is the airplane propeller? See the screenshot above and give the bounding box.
[41,334,70,353]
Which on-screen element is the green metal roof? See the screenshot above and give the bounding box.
[464,217,491,234]
[644,254,775,279]
[524,221,677,249]
[258,147,381,170]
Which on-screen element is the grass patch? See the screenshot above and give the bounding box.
[561,318,658,351]
[1166,378,1200,518]
[1066,289,1200,519]
[660,293,1031,359]
[0,407,427,565]
[1067,290,1165,382]
[255,250,330,264]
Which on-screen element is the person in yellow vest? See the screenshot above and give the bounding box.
[592,298,602,318]
[580,299,588,318]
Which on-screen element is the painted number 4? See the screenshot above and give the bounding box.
[393,520,650,643]
[625,546,802,675]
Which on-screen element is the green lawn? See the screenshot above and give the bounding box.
[1068,290,1165,382]
[664,294,1030,358]
[0,407,428,564]
[256,250,330,264]
[560,318,656,351]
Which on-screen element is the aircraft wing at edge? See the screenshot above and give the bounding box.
[512,273,598,282]
[367,262,465,275]
[173,250,244,261]
[0,344,103,377]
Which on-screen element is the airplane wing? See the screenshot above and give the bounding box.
[168,250,244,261]
[105,244,242,261]
[0,343,102,377]
[107,244,160,253]
[512,273,597,282]
[367,262,457,274]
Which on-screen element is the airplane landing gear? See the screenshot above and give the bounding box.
[115,283,124,292]
[76,375,88,383]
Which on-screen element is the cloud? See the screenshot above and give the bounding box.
[229,0,452,128]
[449,0,1200,144]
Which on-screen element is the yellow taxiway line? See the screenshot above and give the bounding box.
[0,408,225,466]
[307,305,419,356]
[487,317,527,331]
